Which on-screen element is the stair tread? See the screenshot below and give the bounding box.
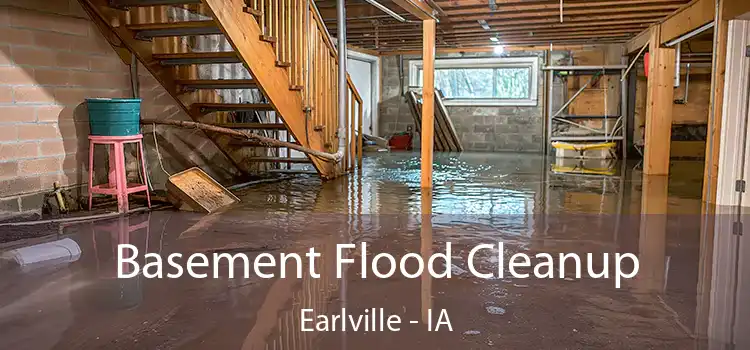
[153,52,241,65]
[177,79,258,89]
[111,0,201,7]
[248,157,311,163]
[127,20,218,31]
[194,103,275,112]
[211,123,286,129]
[128,20,222,38]
[153,52,237,59]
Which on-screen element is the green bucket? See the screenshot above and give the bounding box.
[86,98,142,136]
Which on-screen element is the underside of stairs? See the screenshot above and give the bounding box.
[79,0,363,179]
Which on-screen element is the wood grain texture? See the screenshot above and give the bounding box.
[200,0,335,176]
[643,25,677,175]
[702,4,728,203]
[421,19,436,189]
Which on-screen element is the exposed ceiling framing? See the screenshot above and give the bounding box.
[314,0,693,53]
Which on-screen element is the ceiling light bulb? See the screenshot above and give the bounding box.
[493,45,505,55]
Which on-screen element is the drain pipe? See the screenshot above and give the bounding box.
[674,42,681,87]
[335,0,347,163]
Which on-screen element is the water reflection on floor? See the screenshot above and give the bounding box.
[0,152,747,349]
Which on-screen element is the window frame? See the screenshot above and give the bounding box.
[408,56,540,107]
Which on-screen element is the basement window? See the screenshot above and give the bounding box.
[408,57,539,106]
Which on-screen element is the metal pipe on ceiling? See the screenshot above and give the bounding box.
[361,0,409,22]
[324,14,412,22]
[665,22,714,47]
[426,0,446,16]
[674,42,681,87]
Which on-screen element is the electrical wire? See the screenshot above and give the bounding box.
[152,123,173,178]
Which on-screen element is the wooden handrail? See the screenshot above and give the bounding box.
[348,79,362,103]
[306,0,363,105]
[309,0,338,59]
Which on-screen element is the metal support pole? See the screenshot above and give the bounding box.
[674,42,682,87]
[337,0,347,158]
[130,53,139,98]
[546,69,554,154]
[552,72,600,118]
[621,68,628,160]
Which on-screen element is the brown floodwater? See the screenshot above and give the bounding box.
[0,152,747,350]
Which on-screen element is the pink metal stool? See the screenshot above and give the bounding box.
[88,134,151,213]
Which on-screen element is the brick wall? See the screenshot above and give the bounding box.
[0,4,239,219]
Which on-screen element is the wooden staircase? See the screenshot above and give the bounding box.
[79,0,363,179]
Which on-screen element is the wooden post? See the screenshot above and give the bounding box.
[420,190,433,323]
[695,203,716,339]
[635,174,668,292]
[421,19,436,189]
[643,25,676,175]
[703,4,728,203]
[357,100,363,171]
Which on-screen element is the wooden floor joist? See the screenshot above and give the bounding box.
[319,0,693,52]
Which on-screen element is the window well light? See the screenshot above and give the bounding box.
[493,45,505,55]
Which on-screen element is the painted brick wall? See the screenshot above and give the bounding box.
[0,4,238,219]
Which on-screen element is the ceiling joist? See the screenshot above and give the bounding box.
[314,0,693,53]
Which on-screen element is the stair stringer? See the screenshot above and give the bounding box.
[80,0,272,176]
[199,0,339,179]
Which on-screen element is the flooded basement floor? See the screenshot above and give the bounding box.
[0,152,747,349]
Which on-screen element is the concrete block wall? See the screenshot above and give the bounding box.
[378,51,546,153]
[0,4,239,220]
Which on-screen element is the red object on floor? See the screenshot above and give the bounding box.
[389,132,413,150]
[644,52,650,78]
[88,134,151,213]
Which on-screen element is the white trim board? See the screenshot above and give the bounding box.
[347,50,380,137]
[716,20,750,207]
[408,56,540,107]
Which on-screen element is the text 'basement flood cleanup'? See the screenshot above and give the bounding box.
[117,242,640,288]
